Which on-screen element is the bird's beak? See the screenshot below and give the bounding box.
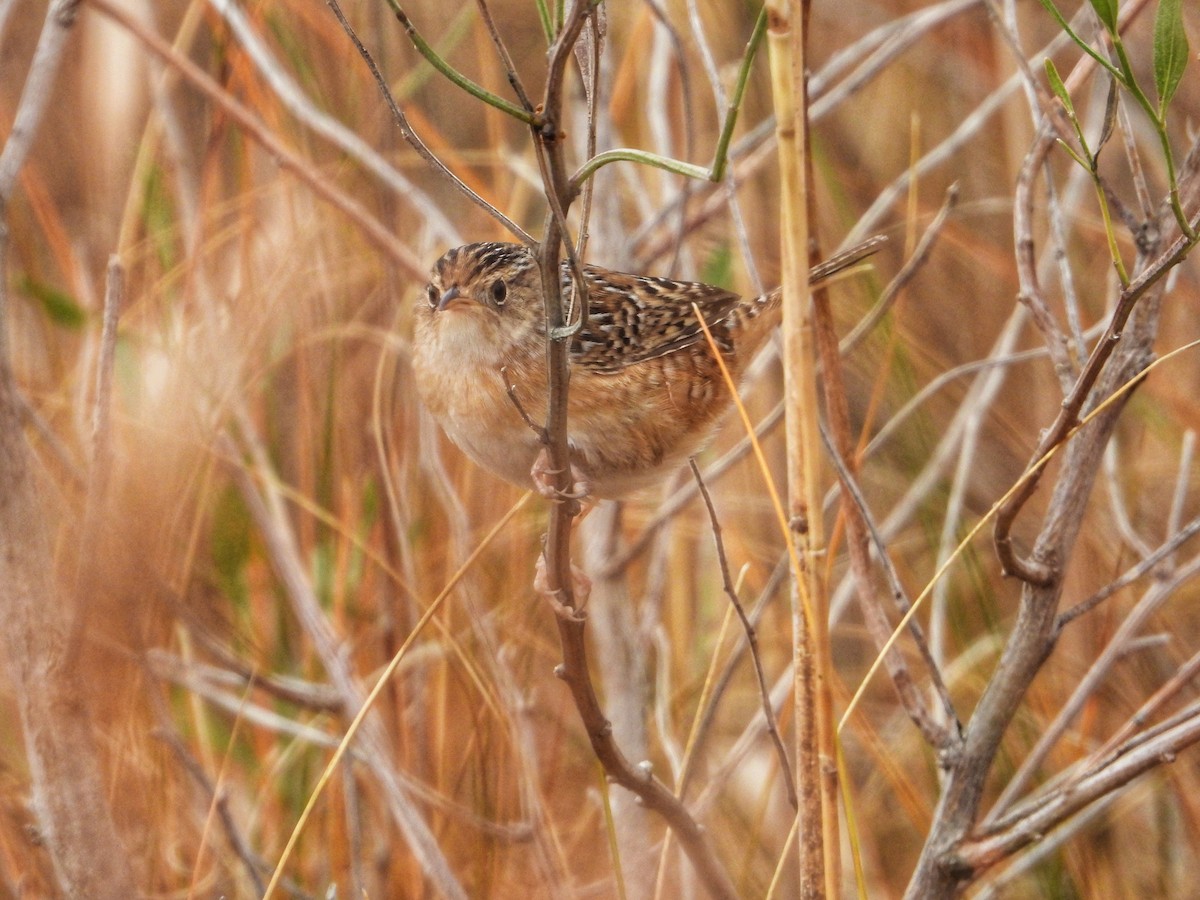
[437,286,464,311]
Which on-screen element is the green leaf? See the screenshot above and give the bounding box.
[1044,58,1074,115]
[15,274,86,329]
[1153,0,1189,115]
[1054,137,1089,170]
[1045,58,1097,166]
[1088,0,1119,34]
[1035,0,1126,80]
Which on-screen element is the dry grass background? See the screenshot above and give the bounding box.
[0,0,1199,897]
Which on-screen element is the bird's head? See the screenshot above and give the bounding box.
[416,242,545,361]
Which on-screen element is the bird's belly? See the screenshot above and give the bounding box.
[441,405,542,488]
[417,346,733,498]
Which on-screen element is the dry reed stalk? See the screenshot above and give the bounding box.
[765,0,839,894]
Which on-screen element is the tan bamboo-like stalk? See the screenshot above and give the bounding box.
[765,0,838,896]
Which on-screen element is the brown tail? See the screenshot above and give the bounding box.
[729,235,887,355]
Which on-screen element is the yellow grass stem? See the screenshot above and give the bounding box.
[837,740,870,900]
[767,812,801,898]
[599,759,629,900]
[692,306,814,652]
[263,492,532,898]
[839,336,1200,733]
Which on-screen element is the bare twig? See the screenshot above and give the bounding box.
[814,243,955,766]
[1056,515,1200,627]
[472,0,536,114]
[818,423,960,748]
[91,256,122,483]
[993,0,1198,586]
[995,201,1200,584]
[640,0,695,274]
[1084,649,1200,776]
[971,791,1122,899]
[1012,128,1076,387]
[1166,431,1196,550]
[325,0,533,245]
[678,554,790,801]
[689,459,797,810]
[148,649,343,714]
[986,551,1200,823]
[956,708,1200,874]
[907,8,1196,883]
[812,0,983,115]
[846,21,1083,245]
[839,185,956,355]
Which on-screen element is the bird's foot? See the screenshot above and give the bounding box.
[534,553,591,622]
[531,448,592,505]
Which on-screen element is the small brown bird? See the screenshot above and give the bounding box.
[411,241,876,500]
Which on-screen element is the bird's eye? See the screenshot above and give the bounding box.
[490,279,507,306]
[425,285,438,308]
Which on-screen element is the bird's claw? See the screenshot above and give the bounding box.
[534,553,591,621]
[531,448,592,504]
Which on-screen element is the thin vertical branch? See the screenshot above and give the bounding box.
[472,0,536,113]
[818,423,960,746]
[530,4,738,898]
[690,460,798,810]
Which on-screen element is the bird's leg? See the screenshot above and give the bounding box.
[534,551,591,621]
[500,366,593,505]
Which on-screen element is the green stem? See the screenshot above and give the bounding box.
[533,0,553,42]
[393,3,475,100]
[570,4,766,192]
[1038,0,1125,84]
[711,6,767,182]
[1109,37,1196,240]
[1093,175,1129,285]
[382,0,537,125]
[570,148,711,192]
